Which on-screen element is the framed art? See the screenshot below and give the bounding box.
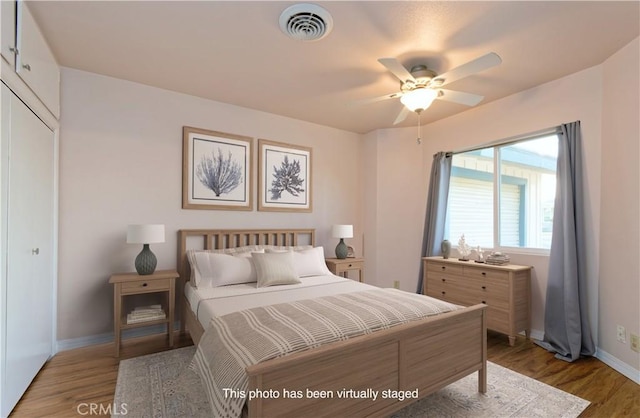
[258,139,312,212]
[182,126,253,210]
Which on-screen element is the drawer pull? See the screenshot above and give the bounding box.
[481,272,486,276]
[441,278,446,282]
[441,266,446,270]
[22,63,31,71]
[482,286,486,290]
[441,291,446,295]
[142,283,148,287]
[482,300,486,304]
[348,264,352,267]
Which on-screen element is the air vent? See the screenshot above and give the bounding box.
[279,3,333,41]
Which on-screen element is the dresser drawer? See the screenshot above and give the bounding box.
[464,266,509,281]
[425,284,468,307]
[426,279,473,306]
[121,278,171,294]
[476,293,510,310]
[464,277,509,305]
[425,284,447,300]
[333,260,364,273]
[426,271,467,286]
[426,261,464,277]
[426,281,451,299]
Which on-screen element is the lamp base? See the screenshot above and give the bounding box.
[135,244,157,275]
[335,238,348,259]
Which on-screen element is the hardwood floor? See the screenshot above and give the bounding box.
[10,331,640,417]
[487,331,640,417]
[10,333,193,418]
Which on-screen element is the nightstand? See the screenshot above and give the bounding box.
[325,258,365,282]
[109,270,179,357]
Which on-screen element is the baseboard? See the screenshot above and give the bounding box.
[522,328,544,341]
[56,321,181,352]
[595,348,640,384]
[526,331,639,384]
[56,332,114,352]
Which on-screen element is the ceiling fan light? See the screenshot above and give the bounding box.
[400,88,438,112]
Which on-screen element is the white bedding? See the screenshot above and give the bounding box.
[184,274,379,328]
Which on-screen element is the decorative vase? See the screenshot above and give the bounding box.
[335,238,348,259]
[441,240,451,259]
[135,244,157,275]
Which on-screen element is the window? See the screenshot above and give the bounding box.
[445,134,558,251]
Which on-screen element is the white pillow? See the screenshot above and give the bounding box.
[236,249,264,258]
[252,252,300,288]
[293,246,332,277]
[186,246,261,287]
[193,251,264,287]
[263,245,313,252]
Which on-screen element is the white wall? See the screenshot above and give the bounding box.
[599,37,640,372]
[58,68,363,341]
[365,38,640,378]
[366,129,429,293]
[361,130,379,283]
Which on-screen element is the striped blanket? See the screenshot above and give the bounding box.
[190,288,461,418]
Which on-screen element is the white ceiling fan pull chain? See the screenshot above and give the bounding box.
[417,111,422,145]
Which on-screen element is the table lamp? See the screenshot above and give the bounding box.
[332,224,353,259]
[127,224,165,275]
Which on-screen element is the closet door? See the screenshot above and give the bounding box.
[1,84,55,417]
[0,0,17,67]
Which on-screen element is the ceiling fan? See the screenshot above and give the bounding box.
[364,52,502,125]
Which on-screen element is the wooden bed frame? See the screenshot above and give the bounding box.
[178,228,487,418]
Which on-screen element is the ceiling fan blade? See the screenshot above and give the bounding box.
[378,58,416,84]
[393,106,410,125]
[433,52,502,87]
[437,89,485,106]
[354,91,402,106]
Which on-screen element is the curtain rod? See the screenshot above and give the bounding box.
[452,124,565,155]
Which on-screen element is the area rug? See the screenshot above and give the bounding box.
[113,346,589,418]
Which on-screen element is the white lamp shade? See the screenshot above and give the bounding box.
[332,224,353,239]
[127,224,165,244]
[400,88,438,112]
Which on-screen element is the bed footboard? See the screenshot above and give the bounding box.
[246,304,487,418]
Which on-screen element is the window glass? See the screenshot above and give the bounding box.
[446,134,558,251]
[448,149,494,248]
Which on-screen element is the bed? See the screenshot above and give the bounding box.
[178,228,487,418]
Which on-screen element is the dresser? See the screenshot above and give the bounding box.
[423,257,531,346]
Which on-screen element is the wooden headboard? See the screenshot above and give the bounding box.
[177,228,316,283]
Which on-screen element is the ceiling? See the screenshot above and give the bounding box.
[28,1,639,134]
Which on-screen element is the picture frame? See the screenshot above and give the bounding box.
[182,126,253,210]
[258,139,312,212]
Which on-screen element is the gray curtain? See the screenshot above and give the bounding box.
[416,152,452,293]
[536,121,595,361]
